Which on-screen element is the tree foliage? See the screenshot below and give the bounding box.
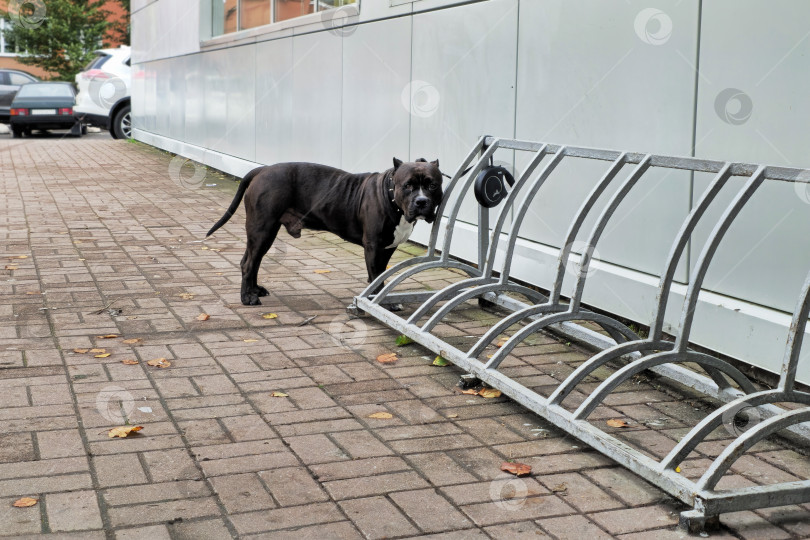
[1,0,113,81]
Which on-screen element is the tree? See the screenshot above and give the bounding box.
[1,0,112,81]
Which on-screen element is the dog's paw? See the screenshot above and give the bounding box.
[257,286,270,297]
[383,303,404,312]
[241,294,262,306]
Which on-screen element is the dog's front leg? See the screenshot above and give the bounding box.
[364,244,400,310]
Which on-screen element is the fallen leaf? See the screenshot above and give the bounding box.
[675,466,681,473]
[210,248,221,252]
[262,313,278,319]
[121,359,139,365]
[94,353,111,358]
[178,293,194,300]
[447,413,459,418]
[96,334,119,339]
[146,358,171,368]
[89,348,105,354]
[200,246,209,250]
[26,291,40,295]
[108,425,143,438]
[244,339,258,343]
[551,482,568,493]
[501,462,532,477]
[461,389,479,395]
[313,269,331,274]
[196,313,210,321]
[480,388,502,399]
[270,391,288,397]
[496,338,508,348]
[73,348,89,354]
[122,338,142,344]
[376,353,398,364]
[395,335,414,346]
[12,497,38,508]
[215,272,224,276]
[368,412,393,419]
[606,419,630,428]
[432,356,450,367]
[9,255,28,260]
[5,265,18,270]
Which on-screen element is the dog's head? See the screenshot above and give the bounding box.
[391,157,443,223]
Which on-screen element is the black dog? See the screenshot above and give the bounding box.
[206,158,443,306]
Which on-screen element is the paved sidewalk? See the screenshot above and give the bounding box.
[0,138,809,539]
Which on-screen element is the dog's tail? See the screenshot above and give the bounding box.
[206,167,263,237]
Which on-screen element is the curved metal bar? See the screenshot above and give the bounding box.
[550,154,628,304]
[359,255,437,299]
[427,137,488,256]
[660,389,810,471]
[574,350,759,420]
[467,303,567,359]
[548,339,670,406]
[570,155,653,310]
[371,260,481,305]
[497,149,571,282]
[406,276,495,324]
[485,311,639,370]
[649,163,732,340]
[779,269,810,392]
[421,282,549,333]
[439,141,501,257]
[481,145,552,277]
[698,407,810,491]
[674,166,767,352]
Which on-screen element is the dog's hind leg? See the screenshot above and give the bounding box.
[241,220,282,306]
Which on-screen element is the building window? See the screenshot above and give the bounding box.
[212,0,357,37]
[0,18,19,56]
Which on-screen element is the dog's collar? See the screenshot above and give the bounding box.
[384,170,403,217]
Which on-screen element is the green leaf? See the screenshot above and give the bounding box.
[432,356,450,367]
[395,335,414,346]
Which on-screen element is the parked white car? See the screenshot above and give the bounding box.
[74,45,131,139]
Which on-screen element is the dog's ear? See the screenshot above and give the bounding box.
[430,159,439,169]
[415,158,427,163]
[393,157,403,170]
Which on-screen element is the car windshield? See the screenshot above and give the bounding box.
[16,84,74,98]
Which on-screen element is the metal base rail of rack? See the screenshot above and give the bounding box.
[350,136,810,531]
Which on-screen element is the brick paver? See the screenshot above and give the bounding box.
[1,138,809,538]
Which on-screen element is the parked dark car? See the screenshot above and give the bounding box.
[9,82,82,138]
[0,69,39,123]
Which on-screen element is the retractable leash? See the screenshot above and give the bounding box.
[440,157,516,208]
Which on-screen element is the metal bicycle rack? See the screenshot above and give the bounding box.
[351,136,810,531]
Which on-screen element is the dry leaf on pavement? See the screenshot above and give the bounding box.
[313,269,331,274]
[108,425,143,438]
[73,348,89,354]
[606,419,630,428]
[12,497,38,508]
[479,388,502,399]
[89,348,105,353]
[376,353,397,364]
[262,313,278,319]
[178,293,194,300]
[500,462,532,477]
[368,412,393,419]
[122,338,142,344]
[496,338,508,348]
[5,265,18,270]
[94,353,111,358]
[96,334,119,339]
[9,255,28,259]
[432,356,450,367]
[196,313,210,321]
[461,389,479,395]
[551,482,568,493]
[244,339,258,343]
[146,358,170,368]
[270,391,288,397]
[121,359,139,365]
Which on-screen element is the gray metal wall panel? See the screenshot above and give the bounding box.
[341,16,412,173]
[255,38,295,166]
[183,55,206,148]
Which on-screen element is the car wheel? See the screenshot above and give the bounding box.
[24,128,32,137]
[11,127,22,138]
[111,105,131,139]
[81,124,88,135]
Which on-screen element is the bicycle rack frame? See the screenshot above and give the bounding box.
[351,136,810,530]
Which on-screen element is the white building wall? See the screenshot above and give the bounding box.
[131,0,810,384]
